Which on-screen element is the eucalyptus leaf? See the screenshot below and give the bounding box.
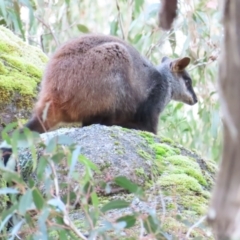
[101,199,130,213]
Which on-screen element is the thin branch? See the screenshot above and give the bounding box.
[63,215,88,240]
[139,218,145,239]
[186,215,207,238]
[159,189,166,223]
[49,159,87,240]
[35,15,59,47]
[49,160,60,197]
[145,27,178,58]
[116,0,125,40]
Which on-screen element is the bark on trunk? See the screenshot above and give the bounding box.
[158,0,177,30]
[208,0,240,238]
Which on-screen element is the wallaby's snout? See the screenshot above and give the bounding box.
[191,91,198,105]
[186,94,197,105]
[182,74,198,106]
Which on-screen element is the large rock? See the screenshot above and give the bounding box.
[0,26,48,130]
[4,125,217,239]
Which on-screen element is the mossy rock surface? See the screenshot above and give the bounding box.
[0,26,47,215]
[5,125,217,239]
[0,26,48,130]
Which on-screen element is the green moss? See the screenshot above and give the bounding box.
[0,175,9,212]
[113,140,125,155]
[116,149,125,155]
[205,159,218,174]
[0,26,48,109]
[135,167,145,177]
[99,162,111,171]
[162,216,208,238]
[1,53,44,79]
[121,128,131,132]
[152,144,167,157]
[135,167,152,189]
[152,143,180,159]
[159,173,203,194]
[162,155,207,186]
[139,131,155,144]
[166,202,176,210]
[172,147,181,154]
[180,195,208,215]
[161,136,174,144]
[0,41,13,53]
[110,133,117,138]
[137,149,152,160]
[0,61,7,74]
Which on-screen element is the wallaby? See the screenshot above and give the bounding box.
[0,34,197,165]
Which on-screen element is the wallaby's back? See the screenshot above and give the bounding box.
[35,34,155,130]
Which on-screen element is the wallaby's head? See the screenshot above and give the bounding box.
[160,56,198,105]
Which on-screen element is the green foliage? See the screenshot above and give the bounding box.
[114,176,144,198]
[0,125,176,239]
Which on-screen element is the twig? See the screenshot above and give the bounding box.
[186,215,207,238]
[139,217,145,239]
[116,0,125,40]
[35,15,59,47]
[145,28,177,58]
[189,61,210,71]
[49,159,87,239]
[49,160,60,197]
[63,215,88,240]
[145,20,187,58]
[159,189,166,223]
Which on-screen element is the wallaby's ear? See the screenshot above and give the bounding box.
[161,56,169,63]
[170,57,191,72]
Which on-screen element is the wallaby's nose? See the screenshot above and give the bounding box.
[189,95,198,105]
[194,96,198,104]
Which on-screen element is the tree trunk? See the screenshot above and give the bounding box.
[158,0,177,30]
[208,0,240,238]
